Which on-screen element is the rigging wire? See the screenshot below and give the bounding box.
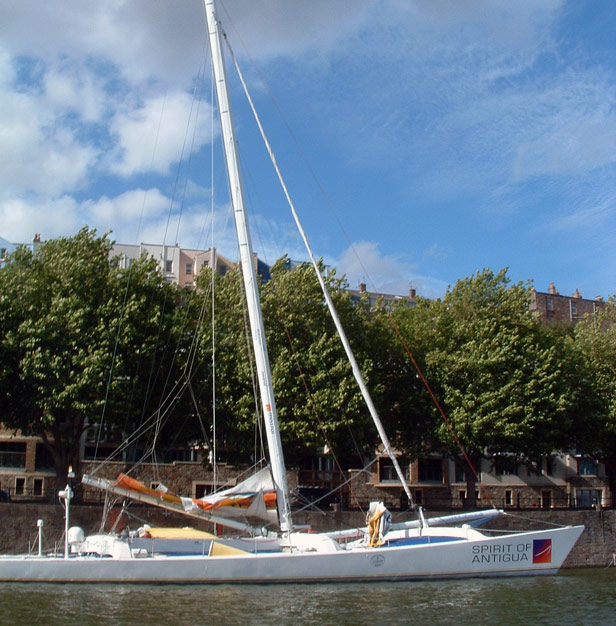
[217,14,490,509]
[212,26,376,508]
[223,32,415,510]
[92,38,213,479]
[293,458,377,518]
[235,136,372,509]
[93,87,172,466]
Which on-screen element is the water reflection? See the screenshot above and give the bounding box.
[0,569,613,625]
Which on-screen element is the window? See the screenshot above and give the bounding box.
[35,443,54,471]
[202,260,209,268]
[165,260,173,273]
[0,442,27,468]
[14,477,26,496]
[571,301,577,318]
[578,458,598,476]
[455,464,466,483]
[504,490,513,506]
[83,444,120,460]
[162,447,198,463]
[546,297,553,311]
[544,457,555,476]
[194,482,215,499]
[33,478,44,497]
[418,458,442,483]
[185,263,193,275]
[414,489,422,505]
[493,456,518,476]
[0,247,6,258]
[576,489,602,508]
[460,489,479,502]
[378,457,408,482]
[541,490,552,508]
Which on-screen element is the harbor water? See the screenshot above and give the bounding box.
[0,568,614,625]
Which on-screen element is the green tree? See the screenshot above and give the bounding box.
[262,259,374,466]
[416,269,573,506]
[0,228,189,494]
[383,296,446,457]
[0,229,117,493]
[99,253,198,468]
[571,297,616,504]
[194,258,377,469]
[192,265,259,465]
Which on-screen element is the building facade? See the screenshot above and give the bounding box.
[2,428,609,512]
[0,234,611,509]
[347,283,418,308]
[112,243,237,286]
[531,282,605,324]
[356,452,610,512]
[0,429,54,501]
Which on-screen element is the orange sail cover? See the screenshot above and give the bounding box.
[113,467,276,521]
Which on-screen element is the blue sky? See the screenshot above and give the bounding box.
[0,0,614,299]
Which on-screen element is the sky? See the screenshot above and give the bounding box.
[0,0,614,300]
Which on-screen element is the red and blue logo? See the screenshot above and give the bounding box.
[532,539,552,564]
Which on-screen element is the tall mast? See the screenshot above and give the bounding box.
[204,0,292,533]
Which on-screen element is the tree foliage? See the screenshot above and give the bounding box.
[194,258,375,467]
[570,298,616,499]
[0,228,189,493]
[0,229,117,491]
[1,229,613,504]
[395,269,577,504]
[262,259,374,465]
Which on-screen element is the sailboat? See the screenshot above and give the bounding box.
[0,0,583,583]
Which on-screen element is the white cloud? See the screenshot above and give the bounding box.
[217,0,373,60]
[0,83,99,199]
[43,63,106,123]
[0,0,612,302]
[0,1,205,89]
[334,241,447,298]
[84,188,170,229]
[0,195,82,242]
[0,1,373,89]
[108,92,213,177]
[512,99,616,180]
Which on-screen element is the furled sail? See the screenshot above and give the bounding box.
[180,467,277,520]
[82,467,278,534]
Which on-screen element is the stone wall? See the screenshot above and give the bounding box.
[0,502,212,555]
[1,503,613,568]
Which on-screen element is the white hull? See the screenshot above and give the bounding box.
[0,525,583,584]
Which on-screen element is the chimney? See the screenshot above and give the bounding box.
[572,289,582,299]
[409,288,416,299]
[359,283,366,293]
[547,282,559,295]
[595,296,604,302]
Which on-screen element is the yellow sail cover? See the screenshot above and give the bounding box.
[139,526,216,539]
